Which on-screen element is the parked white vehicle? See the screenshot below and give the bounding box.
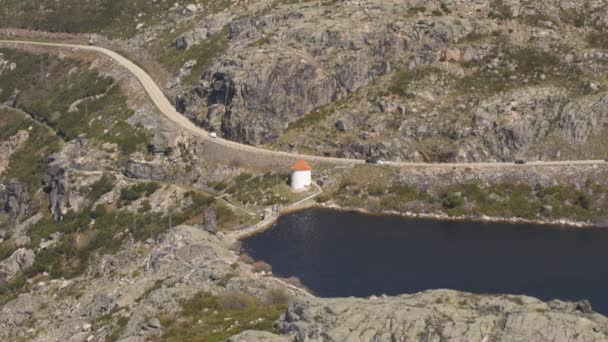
[209,132,218,138]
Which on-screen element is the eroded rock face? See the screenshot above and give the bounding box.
[270,290,608,342]
[0,248,34,283]
[0,130,28,177]
[0,181,29,221]
[160,0,608,162]
[43,156,70,223]
[145,225,233,283]
[125,158,170,181]
[0,294,46,331]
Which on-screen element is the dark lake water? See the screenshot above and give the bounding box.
[242,208,608,314]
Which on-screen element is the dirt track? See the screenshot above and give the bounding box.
[2,39,607,170]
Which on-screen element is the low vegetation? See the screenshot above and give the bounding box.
[87,173,115,202]
[0,0,175,38]
[0,48,149,155]
[0,186,235,303]
[457,46,589,96]
[329,171,608,223]
[158,290,289,342]
[284,87,362,133]
[225,172,293,206]
[118,182,161,207]
[388,67,438,97]
[488,0,513,20]
[158,26,230,85]
[0,108,62,197]
[587,31,608,50]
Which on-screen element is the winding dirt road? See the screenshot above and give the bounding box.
[1,40,606,169]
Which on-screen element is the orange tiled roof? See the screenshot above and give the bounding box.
[290,160,312,171]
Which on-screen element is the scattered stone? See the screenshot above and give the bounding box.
[147,317,162,329]
[184,4,198,16]
[445,48,462,62]
[202,206,218,234]
[175,36,190,50]
[101,143,117,153]
[576,300,593,314]
[13,236,30,248]
[334,119,350,132]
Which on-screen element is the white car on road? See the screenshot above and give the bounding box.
[209,132,218,138]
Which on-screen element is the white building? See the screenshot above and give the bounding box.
[290,160,312,191]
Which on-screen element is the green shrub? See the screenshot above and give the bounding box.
[0,241,17,262]
[119,182,160,206]
[488,0,513,20]
[367,184,385,196]
[88,174,115,202]
[210,181,228,192]
[162,291,287,342]
[407,6,426,15]
[389,67,437,96]
[139,200,152,213]
[251,261,272,273]
[388,184,420,202]
[1,116,62,197]
[217,291,257,310]
[234,173,253,184]
[560,6,590,28]
[0,49,149,156]
[440,3,451,14]
[587,31,608,49]
[576,192,592,210]
[442,192,463,209]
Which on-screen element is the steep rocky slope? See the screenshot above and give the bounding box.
[125,0,608,162]
[4,1,608,162]
[3,2,608,341]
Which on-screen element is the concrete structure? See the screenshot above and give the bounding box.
[290,160,312,191]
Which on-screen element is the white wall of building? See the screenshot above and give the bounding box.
[291,170,312,190]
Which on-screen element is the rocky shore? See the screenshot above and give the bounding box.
[0,223,605,341]
[319,203,599,229]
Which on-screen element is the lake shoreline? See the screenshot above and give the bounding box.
[316,203,600,229]
[232,200,603,240]
[242,207,608,314]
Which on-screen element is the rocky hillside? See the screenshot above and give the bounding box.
[0,223,605,341]
[134,0,608,162]
[3,1,608,162]
[3,2,608,341]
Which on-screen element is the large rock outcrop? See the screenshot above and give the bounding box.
[43,155,70,223]
[268,290,608,341]
[0,181,29,221]
[0,248,34,283]
[158,0,608,162]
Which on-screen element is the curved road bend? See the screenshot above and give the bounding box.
[1,40,606,169]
